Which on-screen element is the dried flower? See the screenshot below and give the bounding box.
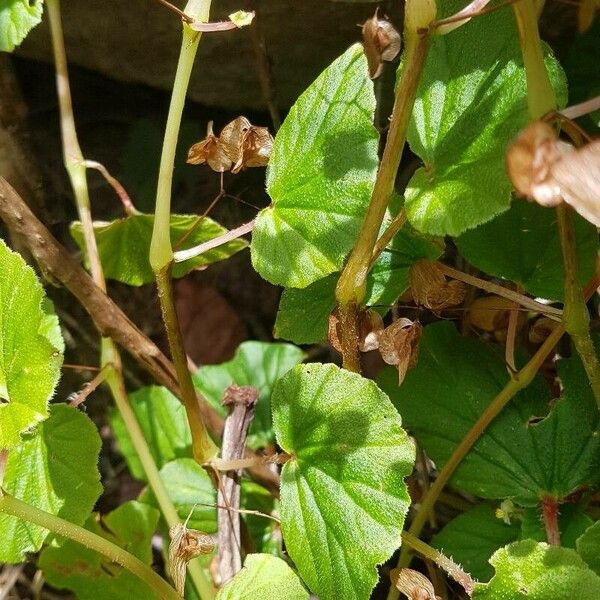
[219,116,273,174]
[378,318,422,384]
[328,308,384,353]
[362,9,402,79]
[391,567,440,600]
[506,120,600,226]
[187,121,232,172]
[169,521,215,595]
[410,260,466,313]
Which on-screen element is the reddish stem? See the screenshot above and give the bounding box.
[541,496,561,546]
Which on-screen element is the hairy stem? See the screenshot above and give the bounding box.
[556,205,600,408]
[46,0,105,289]
[335,0,435,371]
[0,492,180,600]
[156,267,218,462]
[513,0,600,409]
[541,495,561,545]
[150,0,218,463]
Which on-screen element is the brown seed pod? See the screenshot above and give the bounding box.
[361,9,401,79]
[506,120,600,226]
[219,116,273,174]
[186,121,233,172]
[377,318,422,384]
[409,260,466,313]
[391,567,440,600]
[169,522,215,595]
[328,308,384,354]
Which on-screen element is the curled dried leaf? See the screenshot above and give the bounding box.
[378,318,422,384]
[391,567,439,600]
[410,260,466,313]
[220,116,273,174]
[169,522,215,595]
[362,9,402,79]
[187,121,233,172]
[507,121,600,225]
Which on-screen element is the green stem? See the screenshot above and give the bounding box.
[556,205,600,408]
[47,0,105,289]
[387,323,565,600]
[513,0,600,409]
[101,341,215,599]
[48,4,214,597]
[156,266,218,462]
[0,491,181,600]
[150,1,210,271]
[335,0,435,371]
[400,532,474,596]
[149,0,217,463]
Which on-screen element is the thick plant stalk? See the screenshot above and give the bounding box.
[149,0,218,464]
[335,0,437,371]
[46,3,214,597]
[513,0,600,409]
[0,492,181,600]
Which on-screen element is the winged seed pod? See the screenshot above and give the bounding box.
[219,116,273,174]
[169,522,215,596]
[409,260,466,313]
[186,121,232,172]
[378,318,422,384]
[391,567,440,600]
[361,9,401,79]
[506,120,600,226]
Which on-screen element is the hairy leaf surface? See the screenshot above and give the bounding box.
[273,363,414,600]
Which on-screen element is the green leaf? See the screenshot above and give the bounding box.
[0,404,102,563]
[473,540,600,599]
[456,201,598,300]
[274,227,442,344]
[431,504,520,582]
[0,0,43,52]
[272,363,415,600]
[520,504,593,549]
[216,554,309,600]
[70,213,247,286]
[405,0,567,236]
[0,239,63,448]
[39,501,160,600]
[111,386,191,481]
[241,481,280,555]
[379,322,600,505]
[577,521,600,576]
[138,458,217,533]
[192,341,305,448]
[275,275,338,344]
[251,44,379,288]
